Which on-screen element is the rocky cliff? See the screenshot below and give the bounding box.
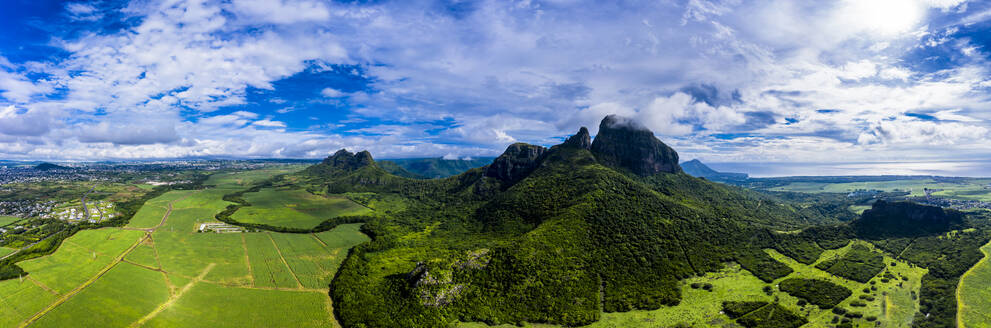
[590,114,681,176]
[484,143,548,183]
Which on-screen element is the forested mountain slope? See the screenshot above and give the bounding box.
[279,115,863,327]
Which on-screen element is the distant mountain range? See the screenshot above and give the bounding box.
[378,157,494,179]
[681,159,748,181]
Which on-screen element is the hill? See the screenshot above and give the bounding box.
[286,115,854,327]
[681,159,748,181]
[33,163,68,171]
[378,157,494,178]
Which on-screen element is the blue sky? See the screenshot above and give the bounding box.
[1,0,991,174]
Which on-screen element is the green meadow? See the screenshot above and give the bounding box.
[0,168,370,327]
[0,246,15,258]
[233,188,371,229]
[0,215,20,227]
[770,178,991,202]
[32,263,171,328]
[958,240,991,327]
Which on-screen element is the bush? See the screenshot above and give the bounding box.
[779,278,852,309]
[722,301,768,318]
[734,303,807,328]
[814,244,885,283]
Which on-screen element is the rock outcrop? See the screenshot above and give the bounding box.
[321,149,375,170]
[562,127,592,150]
[304,149,377,178]
[590,115,681,176]
[484,143,548,183]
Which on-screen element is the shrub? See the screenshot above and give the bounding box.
[779,278,852,309]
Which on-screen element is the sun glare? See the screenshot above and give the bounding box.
[841,0,924,37]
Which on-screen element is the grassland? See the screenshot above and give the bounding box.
[20,228,144,293]
[126,190,193,228]
[32,263,171,328]
[0,167,370,327]
[232,188,371,229]
[244,233,298,289]
[958,240,991,327]
[457,240,927,328]
[142,282,333,328]
[770,178,991,201]
[0,215,20,227]
[0,246,15,258]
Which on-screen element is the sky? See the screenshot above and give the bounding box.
[1,0,990,175]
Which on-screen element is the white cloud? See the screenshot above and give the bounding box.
[0,70,51,103]
[2,0,991,169]
[66,3,103,21]
[229,0,331,24]
[857,119,988,146]
[252,119,287,128]
[321,88,346,98]
[0,105,56,136]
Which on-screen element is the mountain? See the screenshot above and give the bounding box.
[375,161,426,179]
[33,162,68,171]
[852,200,965,237]
[589,114,681,175]
[378,157,494,179]
[287,115,858,327]
[289,115,989,328]
[681,159,748,181]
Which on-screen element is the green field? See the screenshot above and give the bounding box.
[20,228,144,293]
[142,282,333,328]
[232,188,371,229]
[0,275,58,327]
[244,233,299,289]
[0,215,20,227]
[770,178,991,201]
[0,168,370,327]
[0,246,15,258]
[33,263,171,328]
[126,190,194,228]
[958,240,991,327]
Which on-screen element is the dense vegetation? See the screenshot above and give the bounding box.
[379,157,494,179]
[778,278,852,309]
[180,117,985,328]
[283,119,860,327]
[725,302,807,328]
[722,301,769,318]
[815,244,886,282]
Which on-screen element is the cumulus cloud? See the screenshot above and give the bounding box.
[320,88,346,98]
[0,70,51,103]
[229,0,331,24]
[857,119,988,146]
[65,3,103,21]
[0,105,55,136]
[1,0,990,169]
